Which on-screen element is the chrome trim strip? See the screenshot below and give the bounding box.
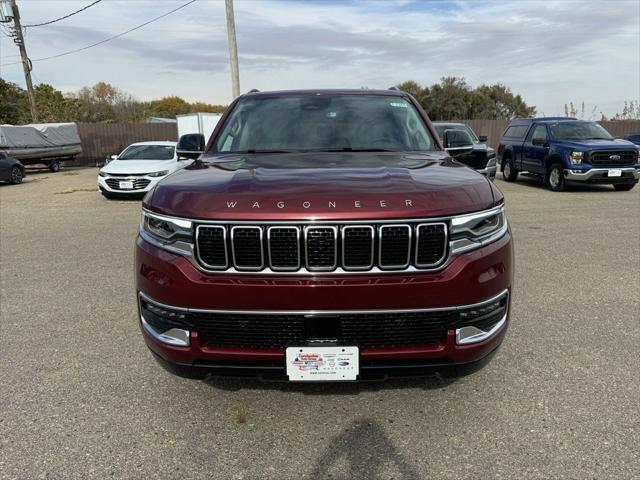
[378,224,411,270]
[230,225,264,271]
[564,167,639,181]
[141,206,504,226]
[304,225,338,271]
[342,225,375,271]
[267,226,301,272]
[140,316,190,347]
[414,222,448,268]
[195,225,228,270]
[138,289,509,316]
[456,314,507,345]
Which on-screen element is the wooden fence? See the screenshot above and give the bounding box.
[70,119,639,166]
[75,123,178,166]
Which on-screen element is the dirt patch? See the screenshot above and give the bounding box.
[26,176,50,183]
[55,187,98,195]
[62,172,80,176]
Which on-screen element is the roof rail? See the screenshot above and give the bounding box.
[247,89,260,94]
[535,116,577,121]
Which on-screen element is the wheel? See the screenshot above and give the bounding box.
[48,160,60,172]
[546,162,566,192]
[10,166,23,184]
[502,157,518,182]
[613,183,635,191]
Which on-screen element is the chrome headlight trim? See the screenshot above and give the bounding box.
[140,210,194,257]
[449,205,508,255]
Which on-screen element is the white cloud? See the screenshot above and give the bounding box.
[0,0,638,116]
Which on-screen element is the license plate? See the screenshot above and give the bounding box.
[608,169,622,177]
[286,346,359,381]
[119,181,134,189]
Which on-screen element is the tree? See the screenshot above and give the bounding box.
[150,96,192,118]
[33,84,77,123]
[611,101,640,120]
[69,82,147,123]
[0,79,28,124]
[396,77,536,120]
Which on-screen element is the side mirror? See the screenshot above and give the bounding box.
[177,133,206,160]
[478,135,488,143]
[443,129,474,156]
[532,138,547,146]
[105,154,117,164]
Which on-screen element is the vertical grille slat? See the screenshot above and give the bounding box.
[268,227,300,271]
[305,226,338,271]
[231,226,264,270]
[416,223,447,267]
[342,226,374,270]
[196,225,227,268]
[378,225,411,269]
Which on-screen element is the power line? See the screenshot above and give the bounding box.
[22,0,103,28]
[1,0,197,67]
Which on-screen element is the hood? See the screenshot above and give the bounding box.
[145,152,497,220]
[556,138,638,150]
[101,159,177,175]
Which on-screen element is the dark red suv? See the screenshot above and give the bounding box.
[136,89,513,382]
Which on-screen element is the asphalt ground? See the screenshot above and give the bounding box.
[1,167,638,479]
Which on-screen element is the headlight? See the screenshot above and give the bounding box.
[449,206,508,254]
[569,151,584,164]
[140,210,193,255]
[148,170,170,177]
[98,171,108,177]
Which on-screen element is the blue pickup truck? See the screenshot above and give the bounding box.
[498,118,639,191]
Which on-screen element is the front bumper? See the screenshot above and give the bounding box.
[564,167,640,184]
[135,229,513,380]
[477,165,497,180]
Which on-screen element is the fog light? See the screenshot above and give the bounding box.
[455,317,507,345]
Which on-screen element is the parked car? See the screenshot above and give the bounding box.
[0,152,25,184]
[136,89,513,382]
[433,122,497,179]
[623,132,640,145]
[498,118,639,191]
[98,141,186,198]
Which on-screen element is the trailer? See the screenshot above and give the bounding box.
[0,123,82,172]
[176,113,221,143]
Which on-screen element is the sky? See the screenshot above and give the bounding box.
[0,0,638,117]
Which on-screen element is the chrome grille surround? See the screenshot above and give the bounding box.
[142,205,507,276]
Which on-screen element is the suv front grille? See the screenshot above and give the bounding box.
[105,178,151,190]
[195,221,448,273]
[589,150,637,166]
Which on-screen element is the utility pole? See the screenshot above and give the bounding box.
[9,0,38,122]
[224,0,240,99]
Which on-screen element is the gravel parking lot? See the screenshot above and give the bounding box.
[1,167,638,479]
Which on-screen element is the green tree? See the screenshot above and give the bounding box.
[33,84,78,123]
[0,79,28,124]
[150,96,192,118]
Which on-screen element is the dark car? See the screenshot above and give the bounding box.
[623,132,640,145]
[432,122,497,179]
[498,118,639,191]
[136,89,513,382]
[0,152,25,184]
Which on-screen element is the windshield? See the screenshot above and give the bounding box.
[549,122,614,141]
[434,125,478,142]
[214,94,436,153]
[118,145,175,160]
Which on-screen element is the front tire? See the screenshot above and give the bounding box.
[613,183,636,191]
[10,166,23,184]
[48,160,60,172]
[502,157,518,182]
[546,162,566,192]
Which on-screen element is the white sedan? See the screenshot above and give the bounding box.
[98,141,188,198]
